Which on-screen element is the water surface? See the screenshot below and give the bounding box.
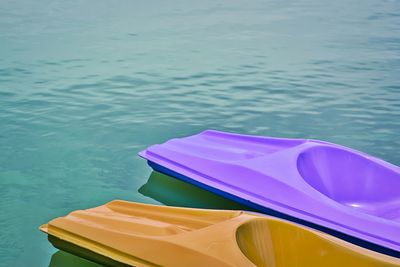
[1,0,400,266]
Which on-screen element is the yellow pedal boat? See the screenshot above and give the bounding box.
[40,200,400,267]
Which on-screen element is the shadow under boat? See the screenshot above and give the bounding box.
[48,250,105,267]
[139,171,253,211]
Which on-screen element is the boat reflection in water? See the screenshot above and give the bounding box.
[139,171,251,210]
[48,251,103,267]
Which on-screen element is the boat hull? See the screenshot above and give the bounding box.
[41,200,400,266]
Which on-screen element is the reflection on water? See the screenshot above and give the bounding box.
[48,251,101,267]
[139,171,251,210]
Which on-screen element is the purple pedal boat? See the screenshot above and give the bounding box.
[139,130,400,257]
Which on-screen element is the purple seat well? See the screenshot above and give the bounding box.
[298,146,400,221]
[139,130,400,256]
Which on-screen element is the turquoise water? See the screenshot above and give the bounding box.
[1,0,400,266]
